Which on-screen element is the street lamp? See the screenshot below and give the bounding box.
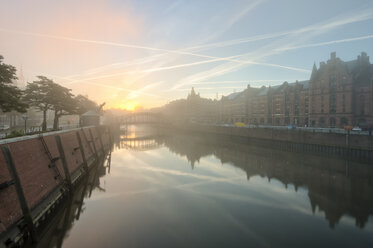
[22,114,28,134]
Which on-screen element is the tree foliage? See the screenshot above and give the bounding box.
[75,94,98,115]
[24,76,77,130]
[0,55,28,112]
[50,83,77,130]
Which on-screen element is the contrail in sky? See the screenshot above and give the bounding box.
[276,34,373,52]
[2,5,373,97]
[0,27,310,74]
[0,27,235,61]
[25,69,160,98]
[190,80,287,85]
[170,7,373,90]
[183,7,373,52]
[47,6,373,84]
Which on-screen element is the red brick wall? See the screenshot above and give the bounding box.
[0,126,110,235]
[8,139,61,210]
[59,132,84,174]
[77,129,95,161]
[0,149,23,231]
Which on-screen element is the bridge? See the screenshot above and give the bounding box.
[119,112,165,125]
[119,135,161,151]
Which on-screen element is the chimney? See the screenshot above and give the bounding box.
[330,52,336,60]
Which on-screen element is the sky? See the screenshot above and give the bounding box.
[1,0,373,110]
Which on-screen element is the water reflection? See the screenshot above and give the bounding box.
[116,128,373,229]
[27,155,111,248]
[31,125,373,248]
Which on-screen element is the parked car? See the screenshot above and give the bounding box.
[234,122,246,127]
[352,126,362,131]
[287,124,295,130]
[0,124,10,130]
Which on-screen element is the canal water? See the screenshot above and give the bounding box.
[35,125,373,248]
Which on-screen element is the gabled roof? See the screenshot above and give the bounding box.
[82,110,99,116]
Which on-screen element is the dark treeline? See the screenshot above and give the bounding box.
[0,55,98,131]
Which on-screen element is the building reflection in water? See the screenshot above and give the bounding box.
[26,153,111,248]
[115,129,373,230]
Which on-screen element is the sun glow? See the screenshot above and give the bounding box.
[121,102,140,111]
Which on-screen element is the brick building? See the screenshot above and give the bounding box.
[220,52,373,129]
[309,52,373,128]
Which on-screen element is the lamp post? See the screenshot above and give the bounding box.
[22,115,28,134]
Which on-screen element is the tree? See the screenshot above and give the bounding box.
[0,55,28,112]
[24,76,77,131]
[50,83,77,130]
[75,94,98,115]
[24,76,56,131]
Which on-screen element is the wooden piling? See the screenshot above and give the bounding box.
[96,127,105,153]
[55,135,72,190]
[88,128,99,159]
[76,131,88,172]
[1,145,38,243]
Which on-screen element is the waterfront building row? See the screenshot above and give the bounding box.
[220,52,373,129]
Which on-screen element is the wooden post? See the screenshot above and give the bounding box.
[56,196,73,248]
[76,131,88,171]
[1,145,38,243]
[76,174,90,220]
[55,135,72,190]
[89,128,99,159]
[107,126,113,147]
[81,128,95,159]
[95,126,105,153]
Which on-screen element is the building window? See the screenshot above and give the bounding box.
[358,118,366,127]
[330,117,336,128]
[294,118,299,126]
[340,117,348,126]
[285,117,290,125]
[360,95,365,115]
[319,117,325,127]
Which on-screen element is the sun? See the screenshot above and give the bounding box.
[122,102,139,111]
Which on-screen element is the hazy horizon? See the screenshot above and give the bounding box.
[1,0,373,110]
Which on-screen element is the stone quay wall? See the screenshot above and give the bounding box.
[178,124,373,162]
[0,126,111,244]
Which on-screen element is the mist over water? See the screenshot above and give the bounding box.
[33,125,373,248]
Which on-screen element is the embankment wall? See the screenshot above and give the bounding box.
[176,124,373,162]
[0,126,111,243]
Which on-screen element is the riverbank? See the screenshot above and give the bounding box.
[169,123,373,163]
